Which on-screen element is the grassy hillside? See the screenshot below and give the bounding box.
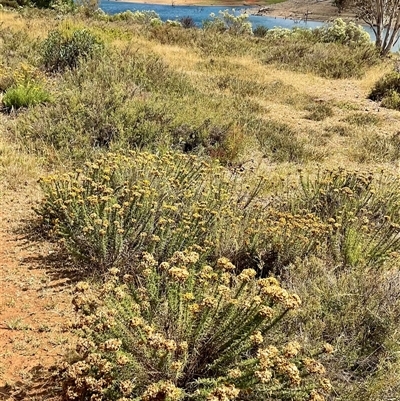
[1,6,400,401]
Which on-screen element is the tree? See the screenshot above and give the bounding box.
[340,0,400,56]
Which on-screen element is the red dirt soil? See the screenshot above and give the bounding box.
[0,188,73,400]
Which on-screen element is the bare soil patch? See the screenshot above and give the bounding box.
[252,0,356,22]
[0,187,74,400]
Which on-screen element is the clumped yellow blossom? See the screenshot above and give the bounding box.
[255,368,273,383]
[170,250,199,265]
[319,378,332,391]
[309,390,325,401]
[227,368,242,379]
[75,281,90,292]
[303,358,326,375]
[258,345,280,368]
[188,303,201,314]
[116,354,130,366]
[258,306,274,319]
[177,341,188,353]
[183,292,195,301]
[140,252,157,268]
[323,343,334,354]
[275,358,301,386]
[216,257,236,271]
[250,331,264,345]
[101,339,122,352]
[283,341,301,358]
[207,384,240,401]
[159,262,170,271]
[142,381,182,401]
[201,296,217,308]
[168,266,190,282]
[119,380,135,396]
[238,268,257,282]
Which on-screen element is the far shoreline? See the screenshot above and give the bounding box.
[109,0,260,7]
[106,0,355,23]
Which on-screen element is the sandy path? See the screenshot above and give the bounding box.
[0,188,73,400]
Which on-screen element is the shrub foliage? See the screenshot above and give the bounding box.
[38,151,265,272]
[369,71,400,110]
[41,29,104,73]
[61,252,332,401]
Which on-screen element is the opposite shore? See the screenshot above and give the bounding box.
[108,0,357,22]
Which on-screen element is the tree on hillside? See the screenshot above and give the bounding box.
[337,0,400,56]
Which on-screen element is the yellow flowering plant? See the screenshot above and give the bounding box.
[38,150,332,277]
[295,168,400,267]
[38,151,265,273]
[61,251,332,400]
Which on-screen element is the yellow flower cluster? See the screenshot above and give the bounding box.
[142,381,182,401]
[65,249,330,401]
[302,357,326,375]
[207,384,240,401]
[258,278,301,309]
[168,266,190,282]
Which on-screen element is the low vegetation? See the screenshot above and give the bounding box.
[369,71,400,110]
[1,5,400,401]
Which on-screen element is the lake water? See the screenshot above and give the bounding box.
[99,0,400,50]
[99,0,324,30]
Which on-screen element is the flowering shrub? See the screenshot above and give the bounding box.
[237,207,328,274]
[106,10,163,26]
[38,150,329,275]
[297,168,400,267]
[315,19,370,46]
[204,10,252,36]
[37,151,264,273]
[61,252,332,400]
[265,21,370,46]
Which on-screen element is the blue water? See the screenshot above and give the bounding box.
[99,0,323,30]
[99,0,400,50]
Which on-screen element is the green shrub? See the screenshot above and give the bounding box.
[0,26,39,67]
[180,16,197,29]
[75,0,99,15]
[296,168,400,267]
[2,82,51,109]
[369,72,400,110]
[41,29,104,73]
[38,151,328,276]
[253,25,269,37]
[37,151,264,273]
[60,252,332,401]
[287,256,400,401]
[50,0,76,14]
[15,49,248,164]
